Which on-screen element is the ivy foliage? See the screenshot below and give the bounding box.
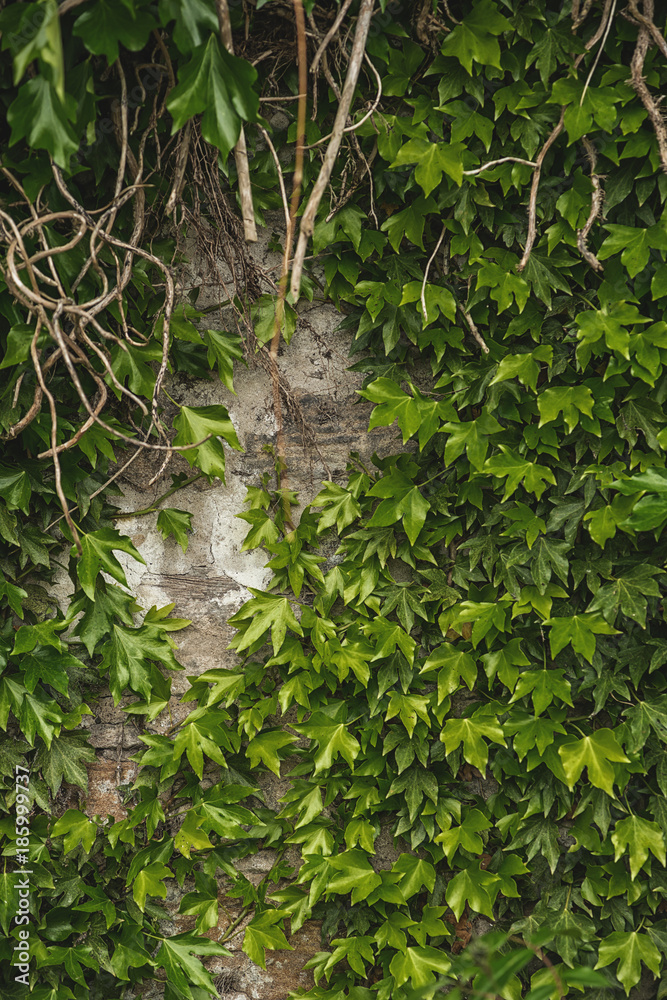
[2,1,667,999]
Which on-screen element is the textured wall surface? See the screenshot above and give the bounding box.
[76,222,402,999]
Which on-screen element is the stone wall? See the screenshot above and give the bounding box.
[77,220,402,1000]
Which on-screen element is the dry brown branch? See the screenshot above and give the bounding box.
[6,321,47,439]
[152,29,175,92]
[0,189,215,460]
[572,0,595,28]
[45,445,145,534]
[580,0,617,105]
[629,0,667,173]
[463,157,538,176]
[30,308,82,553]
[290,0,375,300]
[266,0,308,528]
[628,0,667,58]
[516,109,565,273]
[416,0,434,41]
[259,127,291,234]
[260,94,303,102]
[311,0,355,75]
[58,0,88,15]
[517,0,616,272]
[216,0,257,242]
[463,156,537,177]
[577,136,605,272]
[442,0,461,25]
[307,51,382,149]
[421,225,447,322]
[325,140,377,222]
[460,306,489,354]
[165,121,192,216]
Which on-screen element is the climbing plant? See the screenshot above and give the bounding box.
[1,0,667,999]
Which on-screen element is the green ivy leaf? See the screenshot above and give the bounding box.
[174,812,213,861]
[246,729,297,776]
[389,945,451,988]
[311,482,362,533]
[34,733,96,796]
[7,76,77,167]
[436,808,492,862]
[158,0,219,53]
[484,447,556,500]
[441,705,506,770]
[166,36,259,159]
[156,508,193,554]
[156,931,229,995]
[243,911,293,969]
[202,329,244,392]
[294,713,361,774]
[421,643,477,701]
[173,403,242,481]
[101,623,181,704]
[445,861,500,919]
[537,385,595,433]
[391,139,465,193]
[441,412,503,470]
[133,861,172,911]
[612,815,666,879]
[558,729,630,796]
[588,566,661,627]
[595,931,661,995]
[1,0,64,93]
[228,589,303,656]
[327,850,383,903]
[367,469,431,544]
[545,613,620,663]
[440,0,510,74]
[74,528,145,601]
[51,809,97,854]
[599,222,667,278]
[73,0,156,64]
[391,854,436,898]
[510,668,573,715]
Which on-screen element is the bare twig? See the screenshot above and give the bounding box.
[311,0,355,75]
[259,128,290,235]
[58,0,88,15]
[325,141,377,221]
[463,157,537,176]
[628,0,667,58]
[216,0,257,241]
[572,0,595,28]
[266,0,308,529]
[629,0,667,173]
[516,109,565,273]
[442,0,461,24]
[580,0,617,105]
[291,0,375,300]
[517,0,616,272]
[577,136,604,272]
[306,51,382,148]
[165,121,192,216]
[30,310,82,553]
[259,95,303,103]
[45,446,146,533]
[421,225,447,322]
[460,306,489,354]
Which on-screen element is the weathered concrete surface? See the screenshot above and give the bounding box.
[79,217,403,998]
